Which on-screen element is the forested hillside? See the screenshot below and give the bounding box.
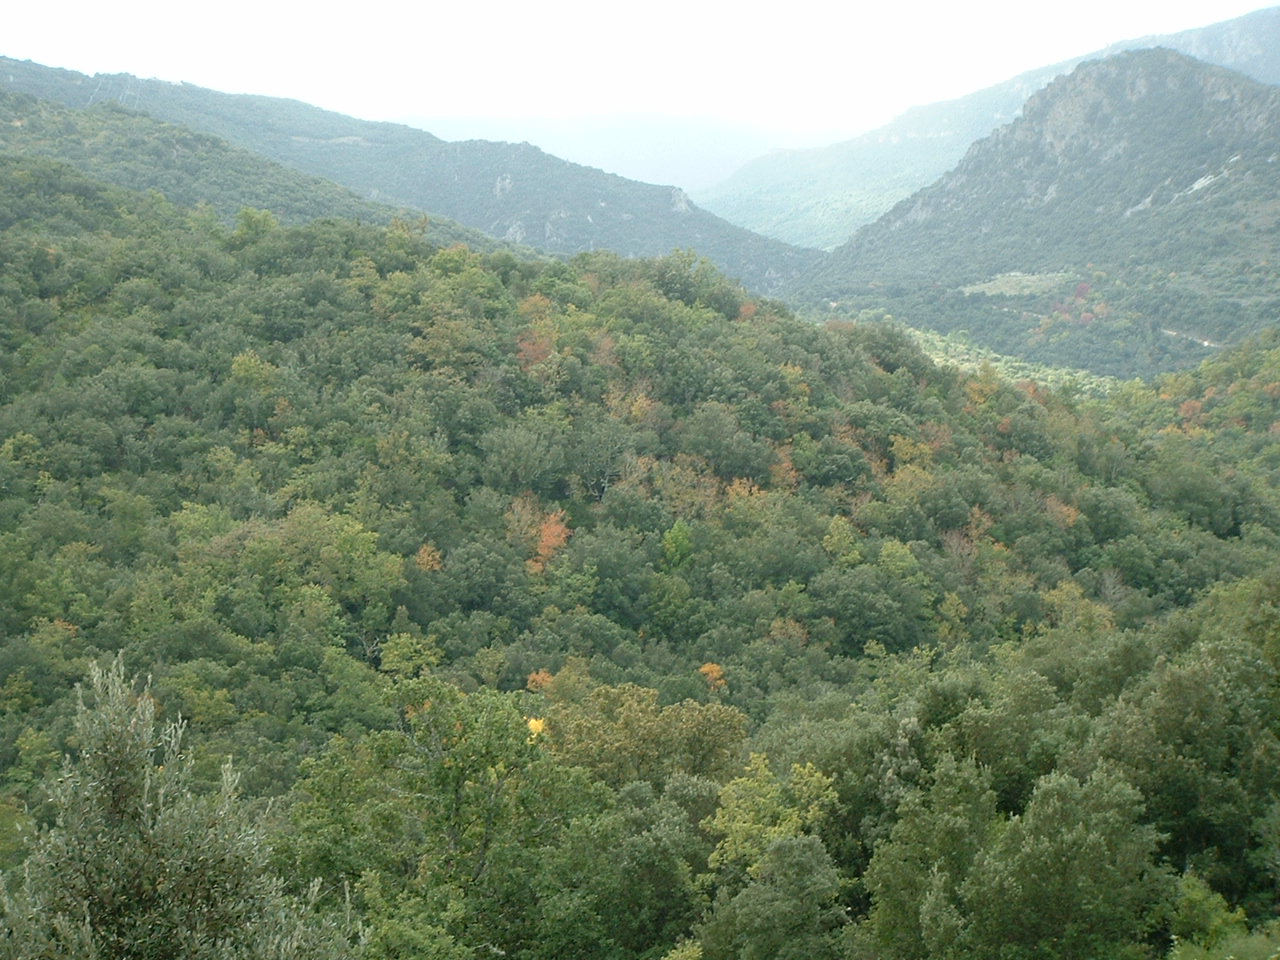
[0,86,501,250]
[2,152,1279,958]
[797,50,1280,378]
[0,57,821,295]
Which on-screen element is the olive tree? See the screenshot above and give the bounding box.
[0,657,352,960]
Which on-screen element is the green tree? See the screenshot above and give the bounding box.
[703,753,836,884]
[858,756,999,960]
[1084,637,1280,911]
[698,835,845,960]
[286,673,607,958]
[960,768,1173,960]
[544,682,748,790]
[531,780,712,960]
[0,658,350,960]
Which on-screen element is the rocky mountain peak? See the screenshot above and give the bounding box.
[797,47,1280,376]
[863,48,1280,244]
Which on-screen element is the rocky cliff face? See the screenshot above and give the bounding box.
[1003,48,1279,165]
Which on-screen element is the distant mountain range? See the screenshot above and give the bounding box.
[5,24,1279,381]
[793,49,1280,377]
[395,112,785,192]
[0,57,820,295]
[695,5,1280,250]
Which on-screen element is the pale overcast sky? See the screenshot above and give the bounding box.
[4,1,1274,185]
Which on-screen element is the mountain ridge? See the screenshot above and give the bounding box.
[0,85,514,252]
[0,56,820,295]
[794,49,1280,377]
[695,5,1280,250]
[818,49,1280,283]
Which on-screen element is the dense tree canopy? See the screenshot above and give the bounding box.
[2,154,1280,958]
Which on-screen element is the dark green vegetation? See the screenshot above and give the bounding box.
[798,50,1280,379]
[0,85,507,252]
[0,57,821,296]
[696,6,1280,251]
[0,659,351,959]
[2,149,1280,958]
